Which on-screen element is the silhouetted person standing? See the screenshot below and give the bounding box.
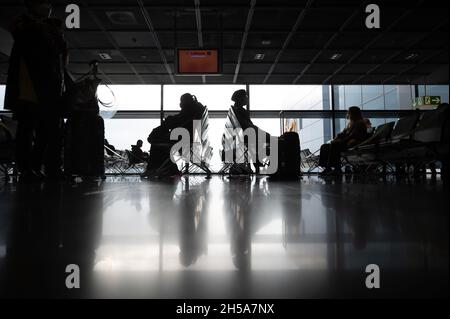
[4,0,68,181]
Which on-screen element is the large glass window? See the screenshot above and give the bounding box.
[344,85,362,108]
[252,118,281,137]
[0,85,5,110]
[298,118,332,154]
[163,85,245,111]
[97,85,161,112]
[104,119,160,152]
[334,85,415,110]
[362,85,383,104]
[418,85,449,103]
[384,85,414,110]
[1,83,447,175]
[283,117,332,154]
[249,85,330,110]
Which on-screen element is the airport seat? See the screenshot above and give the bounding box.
[219,106,253,175]
[300,148,320,173]
[149,107,213,178]
[413,103,449,143]
[104,146,129,174]
[343,122,395,167]
[390,111,421,142]
[125,150,147,174]
[343,104,449,175]
[180,107,213,176]
[379,105,449,163]
[351,121,395,151]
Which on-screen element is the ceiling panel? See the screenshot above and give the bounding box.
[0,0,447,84]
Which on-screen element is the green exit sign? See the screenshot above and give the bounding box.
[412,96,441,109]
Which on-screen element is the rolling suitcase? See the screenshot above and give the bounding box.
[64,113,105,178]
[63,62,106,179]
[272,131,301,179]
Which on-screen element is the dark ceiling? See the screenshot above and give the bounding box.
[0,0,448,85]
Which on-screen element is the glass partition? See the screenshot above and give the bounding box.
[0,83,447,175]
[97,85,161,112]
[418,85,449,103]
[0,85,5,110]
[334,85,415,110]
[249,85,330,110]
[104,119,160,152]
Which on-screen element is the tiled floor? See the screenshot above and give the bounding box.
[0,175,448,298]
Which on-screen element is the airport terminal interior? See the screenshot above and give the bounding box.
[0,0,448,298]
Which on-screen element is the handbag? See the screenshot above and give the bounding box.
[62,61,114,117]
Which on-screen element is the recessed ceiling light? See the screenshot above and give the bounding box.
[98,53,112,60]
[106,11,138,25]
[254,53,265,60]
[330,53,342,60]
[405,53,419,60]
[262,40,271,46]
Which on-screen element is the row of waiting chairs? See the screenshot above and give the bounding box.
[343,103,449,175]
[298,104,449,175]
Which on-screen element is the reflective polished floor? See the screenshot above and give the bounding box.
[0,175,448,298]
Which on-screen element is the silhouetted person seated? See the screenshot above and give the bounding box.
[5,0,68,182]
[104,139,116,156]
[130,139,149,164]
[230,89,254,131]
[229,89,270,171]
[142,93,205,177]
[319,106,369,175]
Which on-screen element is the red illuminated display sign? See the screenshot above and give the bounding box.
[177,49,220,75]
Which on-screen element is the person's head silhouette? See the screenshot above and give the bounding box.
[136,140,143,148]
[25,0,52,19]
[346,106,363,123]
[180,93,197,110]
[231,89,248,108]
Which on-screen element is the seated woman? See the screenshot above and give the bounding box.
[142,93,205,177]
[229,89,300,178]
[319,106,369,175]
[228,89,270,171]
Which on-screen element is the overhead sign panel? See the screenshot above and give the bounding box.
[176,49,221,75]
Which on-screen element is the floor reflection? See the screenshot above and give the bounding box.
[0,180,104,298]
[0,175,447,298]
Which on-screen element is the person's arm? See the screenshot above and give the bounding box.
[233,107,253,130]
[343,122,367,147]
[162,114,184,131]
[331,129,347,144]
